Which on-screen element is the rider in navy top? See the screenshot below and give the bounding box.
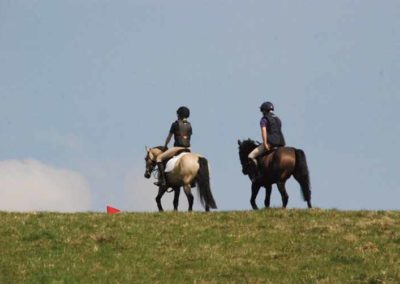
[248,101,286,179]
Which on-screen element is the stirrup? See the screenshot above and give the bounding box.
[154,180,166,187]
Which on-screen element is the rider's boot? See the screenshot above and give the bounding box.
[249,158,259,183]
[154,162,167,187]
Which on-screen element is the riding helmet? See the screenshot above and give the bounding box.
[260,101,274,112]
[177,106,190,118]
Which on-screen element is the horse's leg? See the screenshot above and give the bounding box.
[155,186,168,212]
[173,187,181,211]
[264,184,272,208]
[250,182,261,210]
[277,182,289,208]
[183,185,194,212]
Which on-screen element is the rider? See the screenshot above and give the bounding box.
[154,106,192,187]
[248,101,286,178]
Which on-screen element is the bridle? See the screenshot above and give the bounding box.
[238,144,256,176]
[145,154,158,177]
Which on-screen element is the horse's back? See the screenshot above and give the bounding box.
[264,147,295,163]
[179,153,202,171]
[171,153,201,182]
[262,147,297,181]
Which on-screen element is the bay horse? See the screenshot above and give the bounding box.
[238,139,312,209]
[144,146,217,212]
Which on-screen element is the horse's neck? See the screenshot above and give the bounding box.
[245,146,257,158]
[151,148,164,158]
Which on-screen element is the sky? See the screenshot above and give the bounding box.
[0,1,399,212]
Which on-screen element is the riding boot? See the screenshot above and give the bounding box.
[154,162,167,187]
[249,158,259,183]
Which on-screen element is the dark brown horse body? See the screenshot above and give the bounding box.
[238,139,312,209]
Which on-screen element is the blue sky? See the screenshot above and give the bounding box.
[1,1,399,212]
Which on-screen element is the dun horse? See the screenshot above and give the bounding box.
[144,146,217,212]
[238,139,312,209]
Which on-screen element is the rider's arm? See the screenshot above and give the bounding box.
[164,121,177,148]
[261,126,269,150]
[164,133,173,148]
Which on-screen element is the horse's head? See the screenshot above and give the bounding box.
[144,146,167,179]
[237,139,258,175]
[144,146,155,179]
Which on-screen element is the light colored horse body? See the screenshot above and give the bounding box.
[167,154,200,186]
[144,147,217,212]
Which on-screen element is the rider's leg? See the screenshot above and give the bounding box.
[154,149,171,187]
[248,144,267,181]
[155,147,183,163]
[154,162,167,187]
[154,147,183,186]
[248,144,266,166]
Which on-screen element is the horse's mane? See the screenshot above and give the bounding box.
[154,146,167,152]
[239,139,259,153]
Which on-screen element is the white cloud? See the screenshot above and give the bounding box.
[0,159,92,212]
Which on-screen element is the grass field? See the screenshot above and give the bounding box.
[1,209,399,283]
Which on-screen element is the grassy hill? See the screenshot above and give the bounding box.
[1,209,399,283]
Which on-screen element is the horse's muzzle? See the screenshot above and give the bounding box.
[144,172,151,179]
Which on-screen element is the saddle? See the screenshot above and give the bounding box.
[162,148,191,167]
[256,147,278,169]
[175,148,191,156]
[165,152,189,173]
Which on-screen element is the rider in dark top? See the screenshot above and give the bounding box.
[248,101,286,179]
[154,106,192,187]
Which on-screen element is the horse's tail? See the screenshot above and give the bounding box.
[196,157,217,209]
[294,149,311,203]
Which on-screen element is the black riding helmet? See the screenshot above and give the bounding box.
[260,101,274,112]
[177,106,190,118]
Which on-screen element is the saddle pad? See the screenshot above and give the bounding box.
[165,152,189,173]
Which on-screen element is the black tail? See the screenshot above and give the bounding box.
[294,149,311,204]
[196,157,217,209]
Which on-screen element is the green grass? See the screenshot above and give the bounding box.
[1,209,400,283]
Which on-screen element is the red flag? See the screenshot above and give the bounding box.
[107,206,121,214]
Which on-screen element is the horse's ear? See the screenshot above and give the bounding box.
[237,140,242,146]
